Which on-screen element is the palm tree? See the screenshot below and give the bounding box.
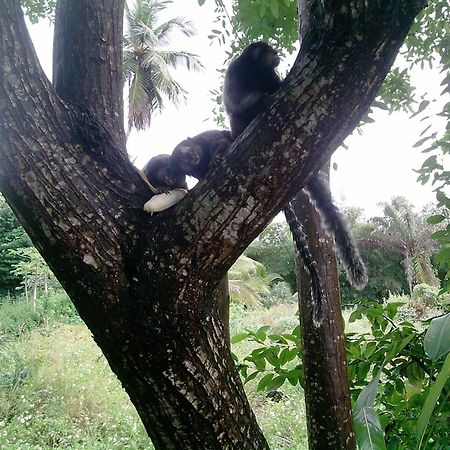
[371,196,439,292]
[123,0,204,132]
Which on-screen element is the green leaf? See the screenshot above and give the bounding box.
[286,367,301,385]
[416,352,450,449]
[197,0,205,5]
[266,374,286,391]
[257,373,273,391]
[426,214,446,224]
[354,406,387,450]
[424,313,450,361]
[231,332,250,344]
[255,325,271,341]
[353,371,386,450]
[244,371,259,384]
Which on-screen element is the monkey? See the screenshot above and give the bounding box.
[141,154,188,193]
[223,41,281,139]
[223,41,367,322]
[170,130,233,180]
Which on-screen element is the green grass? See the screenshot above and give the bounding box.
[0,324,150,449]
[0,295,374,449]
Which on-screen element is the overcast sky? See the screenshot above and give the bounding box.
[27,1,446,218]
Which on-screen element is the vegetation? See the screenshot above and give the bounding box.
[1,0,448,448]
[124,0,203,131]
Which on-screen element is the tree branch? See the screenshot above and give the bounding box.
[157,0,427,291]
[53,0,127,151]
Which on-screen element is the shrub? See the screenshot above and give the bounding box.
[260,282,294,308]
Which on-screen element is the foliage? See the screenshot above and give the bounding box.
[260,281,294,309]
[245,222,297,290]
[123,0,203,131]
[9,246,53,301]
[340,247,408,305]
[0,301,308,449]
[404,0,450,294]
[228,255,281,307]
[20,0,55,23]
[233,302,450,449]
[0,196,32,295]
[0,325,151,449]
[371,197,440,291]
[0,291,79,336]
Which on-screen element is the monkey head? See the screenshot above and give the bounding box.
[171,139,203,174]
[142,154,187,192]
[242,41,280,71]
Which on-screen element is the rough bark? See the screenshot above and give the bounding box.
[0,0,426,448]
[214,275,230,343]
[292,178,355,449]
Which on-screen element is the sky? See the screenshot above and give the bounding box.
[27,1,447,218]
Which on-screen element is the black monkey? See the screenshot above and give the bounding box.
[141,154,188,193]
[224,41,281,139]
[170,130,233,180]
[223,42,367,322]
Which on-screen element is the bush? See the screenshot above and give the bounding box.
[411,283,440,305]
[0,291,79,336]
[260,282,294,308]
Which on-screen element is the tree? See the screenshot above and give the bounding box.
[0,195,32,296]
[245,222,297,290]
[372,196,439,292]
[124,0,203,131]
[10,246,52,310]
[0,1,426,448]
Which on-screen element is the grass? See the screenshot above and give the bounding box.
[0,294,374,449]
[0,324,150,449]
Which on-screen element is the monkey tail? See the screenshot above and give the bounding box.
[284,203,324,326]
[305,175,368,290]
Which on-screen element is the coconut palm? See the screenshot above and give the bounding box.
[371,196,439,292]
[123,0,204,132]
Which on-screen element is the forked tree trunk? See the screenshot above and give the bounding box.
[292,170,355,449]
[0,0,425,448]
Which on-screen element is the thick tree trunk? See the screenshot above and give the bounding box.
[292,177,355,449]
[0,0,426,448]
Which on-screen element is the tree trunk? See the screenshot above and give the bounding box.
[44,273,48,296]
[32,275,37,313]
[215,274,230,343]
[0,0,426,448]
[292,174,355,449]
[24,278,29,303]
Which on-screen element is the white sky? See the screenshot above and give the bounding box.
[27,1,447,218]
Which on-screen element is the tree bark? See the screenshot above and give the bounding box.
[292,173,355,449]
[215,275,230,343]
[0,0,426,448]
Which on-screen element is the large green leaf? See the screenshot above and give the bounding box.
[354,406,387,450]
[416,351,450,449]
[353,371,387,450]
[353,333,416,449]
[424,313,450,361]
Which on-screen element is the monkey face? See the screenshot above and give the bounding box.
[246,41,280,69]
[156,166,176,187]
[172,141,203,172]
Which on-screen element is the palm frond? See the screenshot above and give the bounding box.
[127,67,157,131]
[157,50,204,72]
[155,17,197,46]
